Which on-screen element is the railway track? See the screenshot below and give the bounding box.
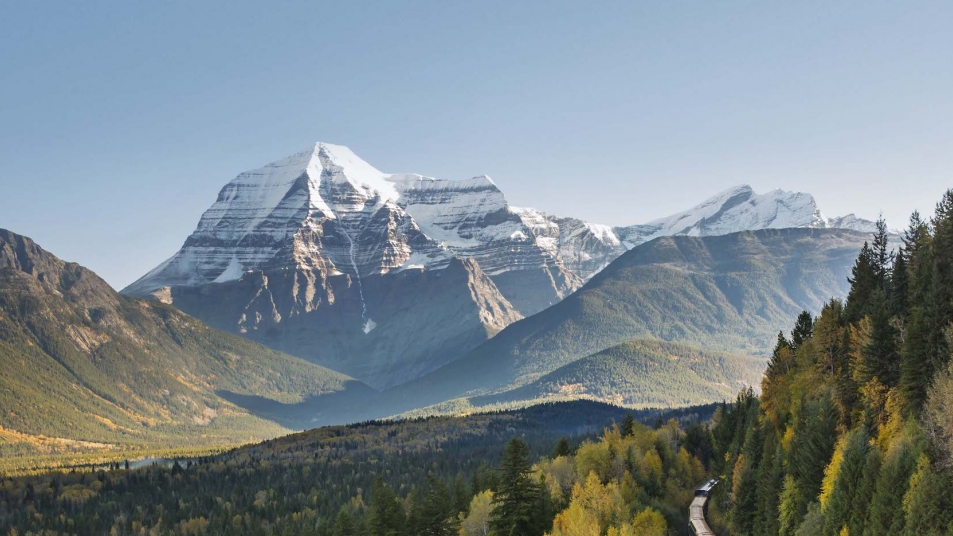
[689,479,718,535]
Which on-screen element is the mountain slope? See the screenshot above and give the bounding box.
[159,257,522,387]
[414,339,764,414]
[0,229,371,461]
[383,228,869,410]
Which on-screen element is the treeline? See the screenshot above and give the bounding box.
[712,190,953,535]
[0,401,720,535]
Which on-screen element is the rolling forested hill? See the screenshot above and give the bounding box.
[0,400,720,535]
[472,339,765,409]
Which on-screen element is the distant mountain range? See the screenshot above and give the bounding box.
[376,227,868,416]
[122,142,879,389]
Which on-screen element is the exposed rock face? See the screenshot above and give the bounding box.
[158,257,521,389]
[389,175,582,315]
[125,144,527,388]
[124,144,451,294]
[124,143,880,388]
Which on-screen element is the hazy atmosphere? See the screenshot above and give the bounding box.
[2,1,952,288]
[3,4,953,535]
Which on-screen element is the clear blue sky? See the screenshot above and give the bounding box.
[2,1,951,289]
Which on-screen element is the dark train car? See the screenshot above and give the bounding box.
[695,478,718,497]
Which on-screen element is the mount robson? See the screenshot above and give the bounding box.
[1,142,878,459]
[123,142,874,392]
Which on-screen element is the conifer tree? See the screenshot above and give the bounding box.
[333,507,359,536]
[367,479,406,536]
[778,475,804,536]
[620,413,635,438]
[758,442,785,536]
[861,289,901,388]
[888,247,909,318]
[928,190,953,374]
[872,217,892,285]
[766,331,796,383]
[491,438,543,536]
[551,437,571,458]
[900,455,953,536]
[418,474,456,536]
[846,242,880,323]
[792,398,838,506]
[730,455,758,536]
[791,311,814,350]
[866,442,917,536]
[452,473,471,516]
[900,304,933,414]
[820,429,868,536]
[683,422,714,467]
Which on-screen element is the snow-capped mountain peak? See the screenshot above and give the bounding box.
[615,184,825,248]
[126,145,879,311]
[121,144,884,389]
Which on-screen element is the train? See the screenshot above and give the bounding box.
[689,479,718,535]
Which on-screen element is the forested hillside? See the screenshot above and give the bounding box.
[383,228,867,412]
[418,339,765,415]
[0,401,720,535]
[710,190,953,535]
[0,229,371,471]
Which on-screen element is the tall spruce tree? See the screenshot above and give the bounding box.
[846,242,880,323]
[758,442,785,536]
[791,311,814,350]
[766,331,795,381]
[417,474,456,536]
[792,398,838,506]
[928,190,953,374]
[865,441,918,536]
[847,449,881,536]
[491,438,544,536]
[872,217,892,285]
[888,247,909,318]
[367,479,406,536]
[821,428,869,536]
[862,289,901,388]
[620,413,635,438]
[898,211,937,414]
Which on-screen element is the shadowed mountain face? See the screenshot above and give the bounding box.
[0,229,371,458]
[160,257,522,389]
[379,228,869,414]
